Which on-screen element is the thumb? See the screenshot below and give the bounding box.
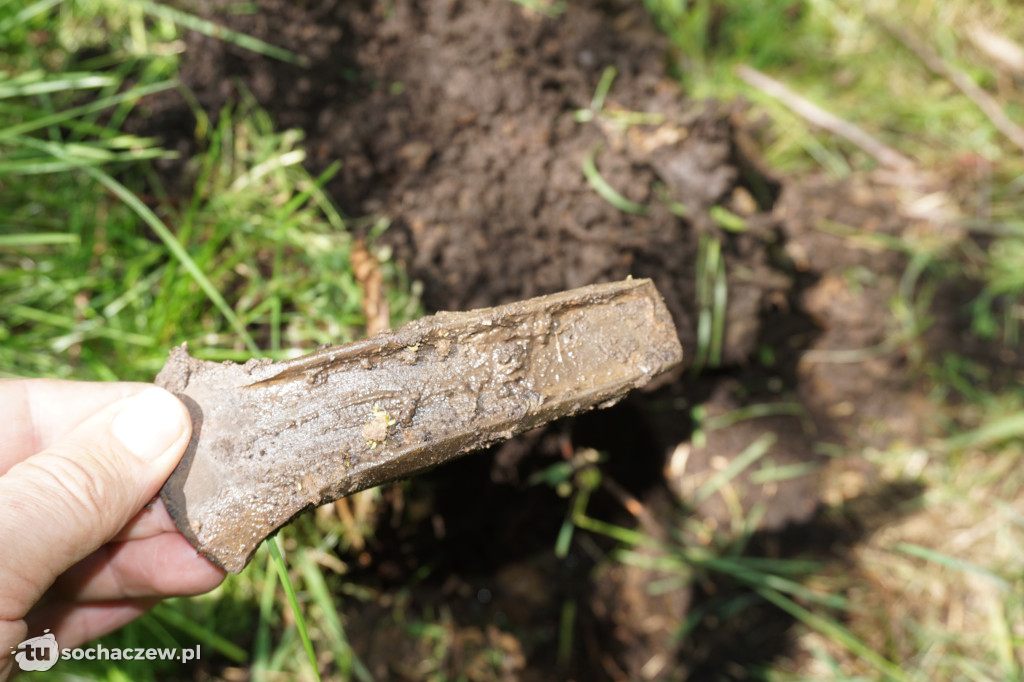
[0,387,191,620]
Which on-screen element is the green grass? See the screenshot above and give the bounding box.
[647,0,1024,174]
[1,91,420,370]
[0,78,417,379]
[691,233,728,373]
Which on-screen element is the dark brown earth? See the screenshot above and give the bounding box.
[131,1,982,680]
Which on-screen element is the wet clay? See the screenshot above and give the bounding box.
[157,279,682,572]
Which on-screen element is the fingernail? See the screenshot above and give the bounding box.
[111,388,188,461]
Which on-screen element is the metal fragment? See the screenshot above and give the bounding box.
[157,278,682,572]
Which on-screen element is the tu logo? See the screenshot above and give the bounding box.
[11,629,59,672]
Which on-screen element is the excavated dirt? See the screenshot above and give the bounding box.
[128,0,982,680]
[147,0,794,367]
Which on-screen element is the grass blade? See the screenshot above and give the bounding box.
[267,536,321,682]
[252,550,280,678]
[590,66,617,112]
[709,205,747,232]
[0,71,118,98]
[757,587,912,682]
[295,549,373,682]
[556,482,593,559]
[129,0,309,66]
[692,234,725,372]
[894,542,1009,588]
[582,145,649,215]
[0,232,79,246]
[694,433,777,505]
[8,305,156,346]
[573,514,667,551]
[709,242,727,367]
[150,603,248,664]
[557,600,576,669]
[943,413,1024,452]
[0,0,61,34]
[704,402,806,430]
[0,80,176,140]
[507,0,566,19]
[750,461,820,484]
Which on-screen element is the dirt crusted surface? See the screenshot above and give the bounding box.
[132,0,955,680]
[156,280,680,573]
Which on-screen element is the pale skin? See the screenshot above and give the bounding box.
[0,381,225,680]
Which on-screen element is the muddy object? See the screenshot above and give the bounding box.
[156,279,682,572]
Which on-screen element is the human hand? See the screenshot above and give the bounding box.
[0,380,225,680]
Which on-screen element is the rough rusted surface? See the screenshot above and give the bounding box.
[157,279,681,572]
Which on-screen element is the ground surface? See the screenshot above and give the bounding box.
[129,0,1000,679]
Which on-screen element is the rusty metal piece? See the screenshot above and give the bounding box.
[156,278,682,572]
